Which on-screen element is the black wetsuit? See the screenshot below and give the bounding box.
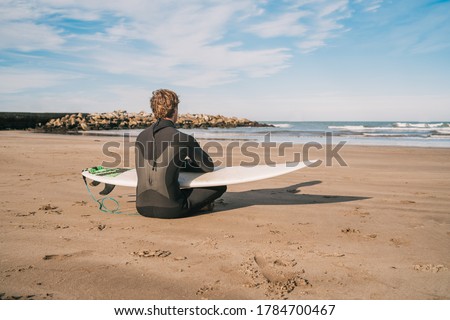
[135,119,226,218]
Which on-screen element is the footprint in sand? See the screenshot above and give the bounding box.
[2,265,34,274]
[39,204,57,210]
[192,237,218,249]
[131,249,171,258]
[196,280,220,296]
[269,230,283,235]
[43,254,73,261]
[252,252,310,299]
[254,252,287,283]
[1,292,55,300]
[38,204,62,215]
[341,228,360,234]
[88,221,107,231]
[0,294,37,300]
[256,223,272,228]
[345,207,370,218]
[42,251,91,261]
[72,201,87,206]
[174,256,187,261]
[389,238,409,247]
[340,227,377,240]
[400,200,416,204]
[318,252,346,258]
[413,264,448,273]
[54,225,69,230]
[15,211,36,217]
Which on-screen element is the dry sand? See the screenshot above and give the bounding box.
[0,131,449,300]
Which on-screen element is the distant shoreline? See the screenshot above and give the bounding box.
[0,111,272,131]
[2,112,450,148]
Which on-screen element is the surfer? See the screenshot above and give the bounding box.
[135,89,227,218]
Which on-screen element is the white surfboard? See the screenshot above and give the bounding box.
[81,161,315,189]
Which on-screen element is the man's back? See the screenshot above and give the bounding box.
[135,119,214,218]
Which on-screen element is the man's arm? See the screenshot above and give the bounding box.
[184,135,214,173]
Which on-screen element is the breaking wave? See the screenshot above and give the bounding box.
[328,123,450,137]
[394,122,446,128]
[270,123,292,128]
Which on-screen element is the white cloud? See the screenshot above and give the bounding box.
[4,0,293,88]
[0,0,38,20]
[246,0,351,53]
[65,1,292,87]
[0,0,66,51]
[364,0,383,13]
[88,44,290,87]
[172,47,291,87]
[0,0,384,91]
[0,21,64,51]
[319,0,348,17]
[246,11,309,38]
[0,68,75,94]
[297,0,350,53]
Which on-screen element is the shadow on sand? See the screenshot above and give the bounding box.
[119,180,370,216]
[214,180,371,211]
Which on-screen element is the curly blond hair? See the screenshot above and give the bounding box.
[150,89,179,119]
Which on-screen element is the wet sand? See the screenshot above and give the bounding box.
[0,131,449,299]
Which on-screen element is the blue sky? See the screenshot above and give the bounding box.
[0,0,449,121]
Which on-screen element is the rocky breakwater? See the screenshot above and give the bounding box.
[42,110,272,132]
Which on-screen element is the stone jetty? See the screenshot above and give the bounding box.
[41,110,272,132]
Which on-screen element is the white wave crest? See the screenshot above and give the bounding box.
[433,128,450,135]
[394,122,445,128]
[328,125,365,130]
[363,133,430,138]
[271,123,292,128]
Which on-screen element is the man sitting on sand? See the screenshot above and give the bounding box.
[135,89,226,218]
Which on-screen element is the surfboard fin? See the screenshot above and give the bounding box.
[90,180,101,187]
[99,183,116,196]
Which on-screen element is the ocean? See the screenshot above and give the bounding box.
[82,121,450,148]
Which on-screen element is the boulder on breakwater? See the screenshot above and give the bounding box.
[41,110,273,132]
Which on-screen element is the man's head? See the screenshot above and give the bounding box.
[150,89,179,122]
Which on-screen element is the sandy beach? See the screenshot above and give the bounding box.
[0,130,449,300]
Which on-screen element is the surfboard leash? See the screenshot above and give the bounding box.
[82,173,122,214]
